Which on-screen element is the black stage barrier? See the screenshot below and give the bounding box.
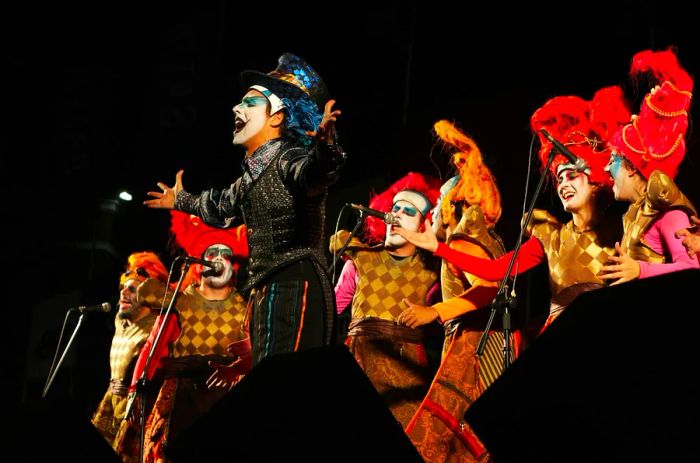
[167,344,423,462]
[465,268,700,462]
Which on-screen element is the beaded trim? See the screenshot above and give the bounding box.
[622,118,682,161]
[566,130,602,151]
[666,81,693,98]
[645,94,687,118]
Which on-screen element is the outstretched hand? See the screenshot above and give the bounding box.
[393,219,439,253]
[599,242,640,285]
[397,298,439,329]
[675,215,700,258]
[144,169,184,209]
[206,358,248,391]
[306,99,341,144]
[206,338,252,391]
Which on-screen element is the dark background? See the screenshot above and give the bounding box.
[4,0,699,440]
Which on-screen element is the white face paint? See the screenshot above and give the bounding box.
[201,245,235,289]
[557,169,594,213]
[385,200,423,248]
[232,90,270,147]
[118,279,140,319]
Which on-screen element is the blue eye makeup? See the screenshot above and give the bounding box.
[240,96,268,108]
[391,204,418,217]
[607,153,624,179]
[204,248,233,260]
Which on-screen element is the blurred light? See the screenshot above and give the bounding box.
[118,191,133,201]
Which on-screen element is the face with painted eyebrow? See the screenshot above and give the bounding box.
[232,89,271,148]
[557,168,594,213]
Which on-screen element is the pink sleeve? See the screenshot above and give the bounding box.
[638,209,700,278]
[334,259,358,314]
[434,236,546,281]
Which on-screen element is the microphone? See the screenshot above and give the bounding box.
[539,129,588,172]
[348,203,395,225]
[182,256,225,274]
[74,302,112,313]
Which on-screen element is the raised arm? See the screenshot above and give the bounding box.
[434,237,546,281]
[144,169,184,210]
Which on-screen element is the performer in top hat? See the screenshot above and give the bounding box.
[144,53,345,366]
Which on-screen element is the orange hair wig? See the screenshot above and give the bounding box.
[119,251,169,287]
[433,120,502,227]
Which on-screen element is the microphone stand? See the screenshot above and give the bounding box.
[42,309,85,398]
[135,258,188,463]
[475,148,558,372]
[328,213,367,279]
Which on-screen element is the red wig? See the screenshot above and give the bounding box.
[531,86,632,186]
[363,172,442,245]
[608,48,693,180]
[169,211,249,287]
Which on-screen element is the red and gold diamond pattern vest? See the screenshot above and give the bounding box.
[527,209,621,298]
[172,286,248,358]
[350,249,437,321]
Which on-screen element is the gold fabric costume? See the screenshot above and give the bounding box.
[172,285,247,357]
[406,206,506,463]
[142,284,248,463]
[332,232,439,428]
[620,170,696,263]
[527,209,620,297]
[346,246,437,321]
[440,205,505,304]
[527,208,621,324]
[92,312,156,462]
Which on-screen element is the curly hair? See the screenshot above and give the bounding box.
[280,95,323,147]
[433,120,502,227]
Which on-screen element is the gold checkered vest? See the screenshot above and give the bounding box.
[442,205,505,301]
[347,248,438,321]
[526,209,621,297]
[620,170,696,263]
[171,285,247,357]
[109,313,157,386]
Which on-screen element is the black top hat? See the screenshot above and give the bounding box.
[240,53,330,111]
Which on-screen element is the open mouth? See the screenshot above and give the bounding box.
[234,118,246,133]
[388,221,402,233]
[560,190,575,201]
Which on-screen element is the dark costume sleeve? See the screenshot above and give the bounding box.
[175,141,345,227]
[175,177,246,229]
[280,142,345,196]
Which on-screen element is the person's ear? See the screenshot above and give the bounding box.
[623,161,637,178]
[268,111,284,128]
[419,215,427,232]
